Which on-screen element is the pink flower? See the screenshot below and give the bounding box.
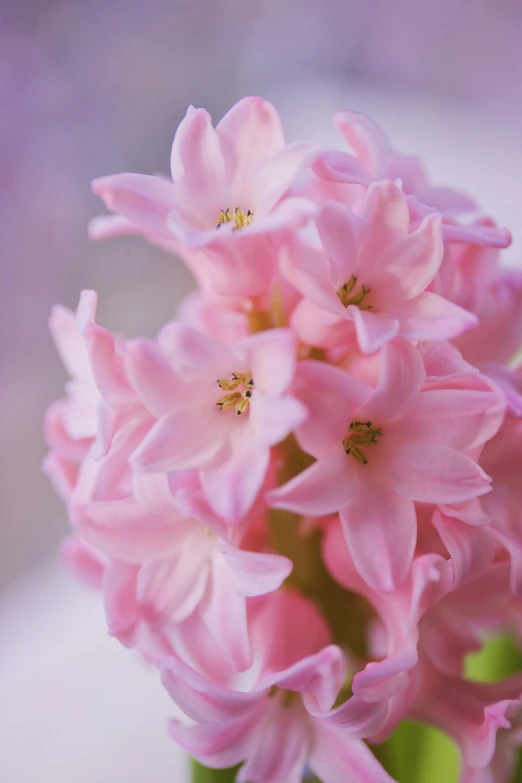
[91,97,316,297]
[127,325,307,522]
[70,462,291,675]
[268,340,505,591]
[480,415,522,596]
[313,110,511,249]
[282,181,477,354]
[161,590,394,783]
[43,291,101,500]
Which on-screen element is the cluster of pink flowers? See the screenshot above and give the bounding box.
[45,98,522,782]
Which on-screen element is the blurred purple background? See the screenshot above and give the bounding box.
[1,2,522,781]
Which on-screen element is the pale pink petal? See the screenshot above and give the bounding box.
[71,499,182,562]
[158,322,235,382]
[340,478,417,592]
[237,700,309,783]
[169,715,257,771]
[334,111,393,175]
[239,328,298,396]
[200,551,252,672]
[102,561,140,643]
[279,244,345,317]
[352,638,419,703]
[442,222,511,248]
[390,444,492,504]
[350,306,399,355]
[294,360,371,459]
[137,535,213,624]
[357,181,410,265]
[308,694,389,737]
[432,512,494,586]
[125,338,195,416]
[417,340,478,381]
[262,646,346,712]
[405,389,506,451]
[92,173,177,237]
[84,323,134,408]
[220,545,292,597]
[267,451,356,516]
[394,291,478,340]
[251,589,332,674]
[379,213,443,299]
[161,654,257,722]
[309,723,396,783]
[132,405,229,472]
[249,394,307,446]
[312,149,371,186]
[315,201,358,286]
[200,439,270,522]
[253,141,316,215]
[362,339,425,422]
[170,106,226,225]
[49,291,96,380]
[290,297,356,349]
[216,97,285,196]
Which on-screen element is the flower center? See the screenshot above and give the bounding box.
[336,275,372,310]
[217,208,254,231]
[342,420,383,465]
[216,371,254,416]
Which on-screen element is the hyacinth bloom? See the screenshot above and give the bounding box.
[127,325,307,522]
[43,290,101,500]
[283,182,478,354]
[313,110,511,249]
[161,590,394,783]
[43,97,522,783]
[90,97,316,297]
[268,340,505,591]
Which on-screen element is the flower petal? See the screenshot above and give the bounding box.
[315,201,358,286]
[239,328,298,396]
[92,173,177,237]
[201,439,270,523]
[125,338,195,416]
[267,451,356,516]
[405,389,506,451]
[395,291,478,341]
[132,405,229,472]
[170,106,226,225]
[309,723,395,783]
[362,339,425,422]
[249,394,308,446]
[294,360,371,459]
[350,306,399,355]
[71,498,182,563]
[216,96,285,200]
[340,478,417,592]
[390,445,492,504]
[220,545,293,597]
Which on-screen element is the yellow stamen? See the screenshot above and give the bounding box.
[337,275,372,310]
[343,420,383,465]
[216,372,254,415]
[217,207,254,231]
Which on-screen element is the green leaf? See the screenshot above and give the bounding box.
[191,761,239,783]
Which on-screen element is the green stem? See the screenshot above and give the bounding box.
[191,761,239,782]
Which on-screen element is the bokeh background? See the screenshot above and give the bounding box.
[1,1,522,781]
